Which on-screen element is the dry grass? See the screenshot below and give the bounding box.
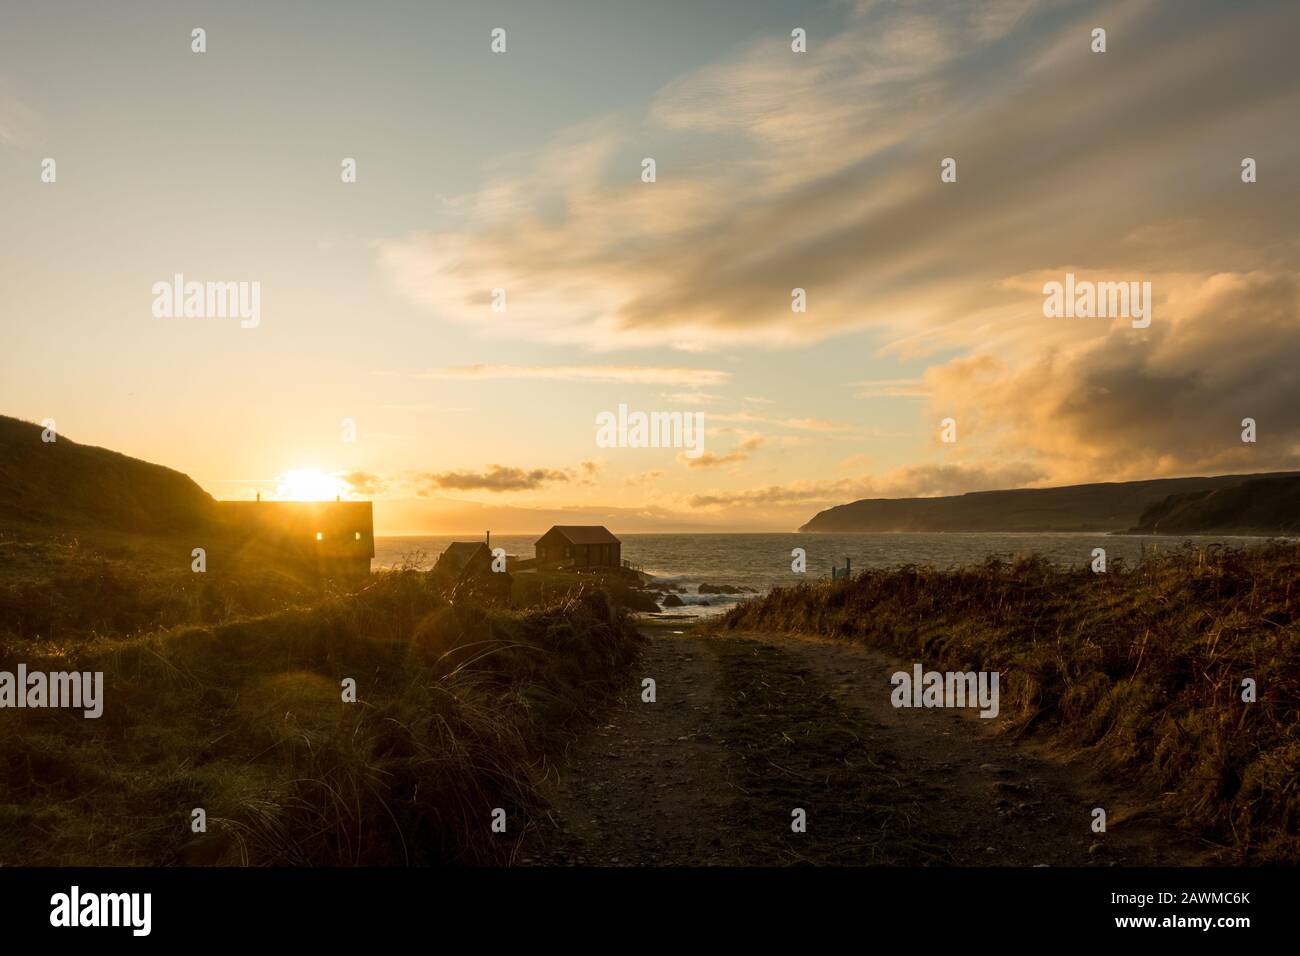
[0,566,641,865]
[0,534,317,641]
[711,541,1300,862]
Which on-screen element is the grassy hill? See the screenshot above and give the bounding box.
[0,416,341,633]
[0,415,215,534]
[800,472,1300,533]
[1131,474,1300,535]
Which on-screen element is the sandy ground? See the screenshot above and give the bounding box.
[522,626,1212,866]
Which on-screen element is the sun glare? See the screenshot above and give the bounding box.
[273,469,352,501]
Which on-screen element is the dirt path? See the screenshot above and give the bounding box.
[523,626,1211,867]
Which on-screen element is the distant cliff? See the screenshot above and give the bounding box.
[800,472,1300,533]
[1129,475,1300,535]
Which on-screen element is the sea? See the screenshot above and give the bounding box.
[373,532,1288,621]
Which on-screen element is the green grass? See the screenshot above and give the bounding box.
[709,541,1300,862]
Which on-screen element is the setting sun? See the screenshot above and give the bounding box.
[273,469,351,501]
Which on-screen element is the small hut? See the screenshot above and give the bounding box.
[433,541,493,579]
[534,525,621,569]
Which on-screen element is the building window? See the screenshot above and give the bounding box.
[316,532,323,541]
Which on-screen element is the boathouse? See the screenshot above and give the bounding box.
[534,525,621,569]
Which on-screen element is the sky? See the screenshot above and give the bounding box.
[2,0,1299,533]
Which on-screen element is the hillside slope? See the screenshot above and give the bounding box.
[0,415,215,533]
[799,472,1300,533]
[1131,474,1300,534]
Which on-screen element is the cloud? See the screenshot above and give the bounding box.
[679,450,748,469]
[412,364,729,386]
[925,271,1300,481]
[342,471,385,496]
[368,0,1300,502]
[419,465,572,494]
[376,1,1300,358]
[624,470,665,486]
[676,430,766,469]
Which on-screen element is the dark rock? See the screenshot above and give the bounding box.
[620,589,661,612]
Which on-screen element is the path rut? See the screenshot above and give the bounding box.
[523,627,1209,867]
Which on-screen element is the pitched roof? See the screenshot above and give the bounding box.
[444,541,489,557]
[436,541,491,571]
[540,525,620,545]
